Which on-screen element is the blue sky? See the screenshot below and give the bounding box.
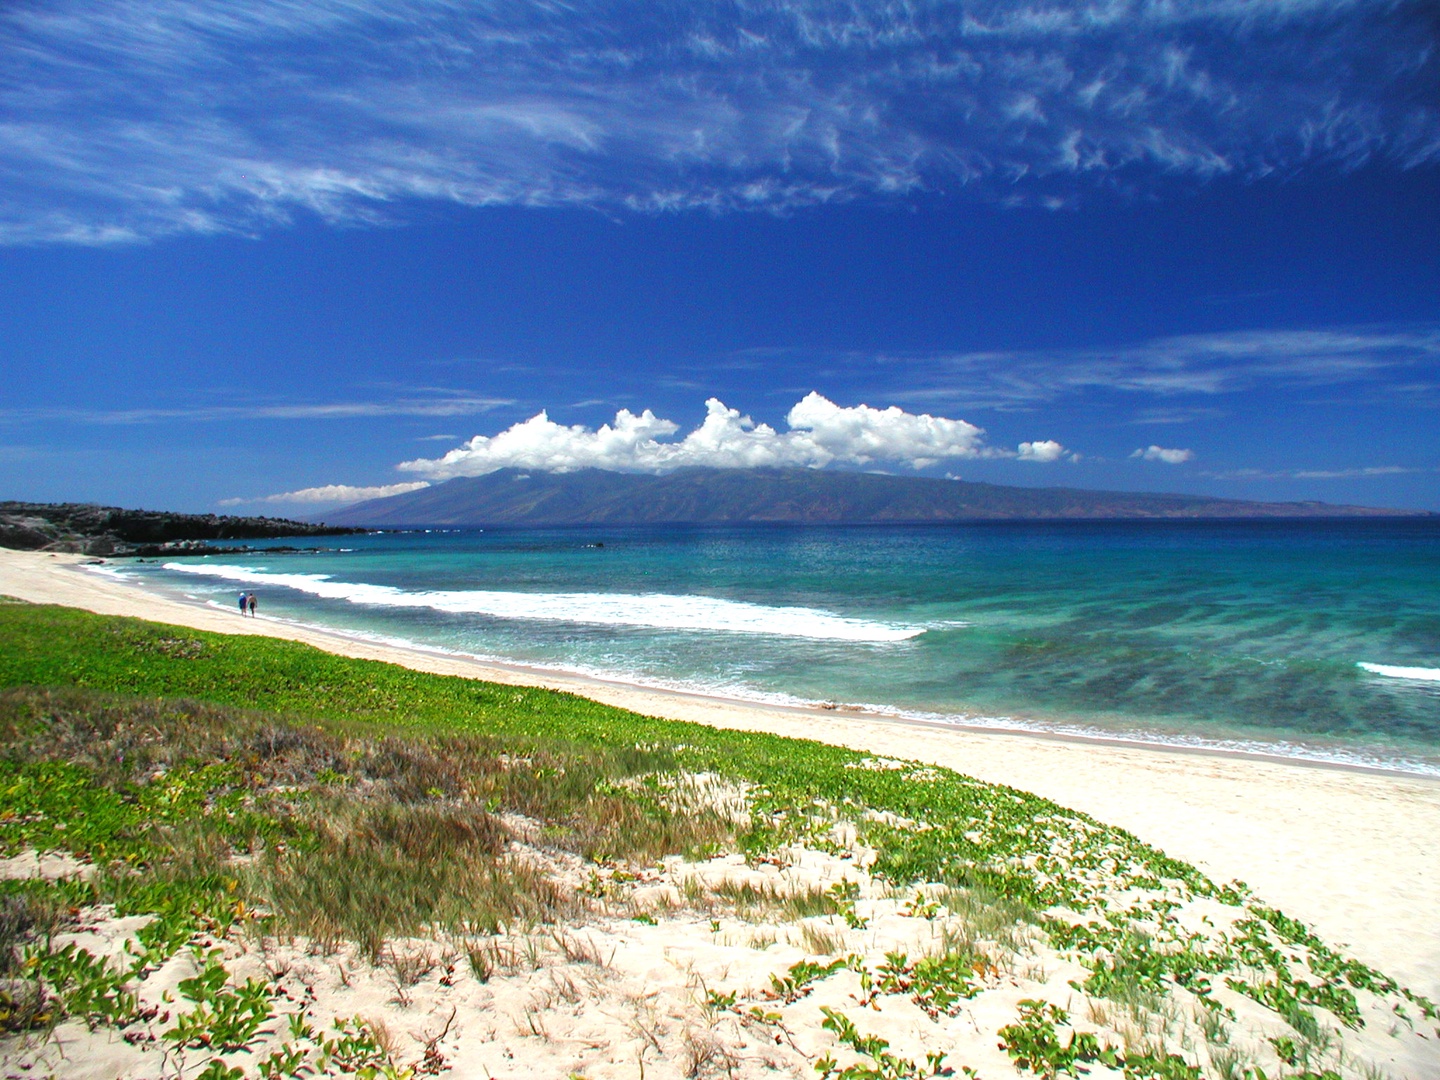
[1,0,1437,512]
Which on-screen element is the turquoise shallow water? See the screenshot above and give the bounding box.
[105,519,1440,775]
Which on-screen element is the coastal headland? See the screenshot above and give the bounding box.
[2,546,1437,1080]
[0,501,361,556]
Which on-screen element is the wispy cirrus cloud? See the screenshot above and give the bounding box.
[1202,464,1433,481]
[880,324,1440,410]
[1126,407,1227,425]
[1292,465,1415,479]
[0,395,510,425]
[2,0,1435,244]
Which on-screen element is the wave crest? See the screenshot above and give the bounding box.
[161,562,923,643]
[1358,662,1440,683]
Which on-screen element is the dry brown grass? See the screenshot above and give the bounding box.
[0,686,747,965]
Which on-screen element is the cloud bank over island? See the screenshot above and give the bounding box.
[4,0,1436,243]
[398,393,1070,480]
[219,482,433,507]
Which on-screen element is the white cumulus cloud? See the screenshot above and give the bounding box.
[399,393,1025,479]
[1016,440,1068,463]
[219,482,432,507]
[1131,445,1195,464]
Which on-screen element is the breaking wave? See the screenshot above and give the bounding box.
[161,562,924,643]
[1358,662,1440,683]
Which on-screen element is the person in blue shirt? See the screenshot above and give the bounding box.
[238,591,248,615]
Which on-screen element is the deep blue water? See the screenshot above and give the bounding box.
[104,519,1440,774]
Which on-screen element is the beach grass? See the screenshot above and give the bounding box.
[0,599,1436,1079]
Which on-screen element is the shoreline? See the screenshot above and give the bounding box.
[2,545,1439,1001]
[242,615,1440,782]
[92,555,1440,782]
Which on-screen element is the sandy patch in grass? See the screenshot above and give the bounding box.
[5,834,1438,1080]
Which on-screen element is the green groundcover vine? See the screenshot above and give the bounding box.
[0,601,1434,1079]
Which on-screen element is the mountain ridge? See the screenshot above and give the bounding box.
[320,468,1429,526]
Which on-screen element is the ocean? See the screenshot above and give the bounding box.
[100,518,1440,776]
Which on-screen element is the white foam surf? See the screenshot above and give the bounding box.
[86,563,1440,777]
[160,562,924,643]
[1358,662,1440,683]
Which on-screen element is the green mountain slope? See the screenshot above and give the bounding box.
[321,468,1423,526]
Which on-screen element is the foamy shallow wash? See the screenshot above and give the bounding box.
[84,557,1438,777]
[162,561,924,642]
[113,520,1439,776]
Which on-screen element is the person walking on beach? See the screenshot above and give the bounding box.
[238,591,248,616]
[247,592,257,617]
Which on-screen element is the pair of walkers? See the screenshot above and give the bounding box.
[237,591,257,617]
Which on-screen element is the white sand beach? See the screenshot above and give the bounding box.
[3,546,1437,1008]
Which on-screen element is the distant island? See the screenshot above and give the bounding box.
[321,467,1430,526]
[0,501,362,556]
